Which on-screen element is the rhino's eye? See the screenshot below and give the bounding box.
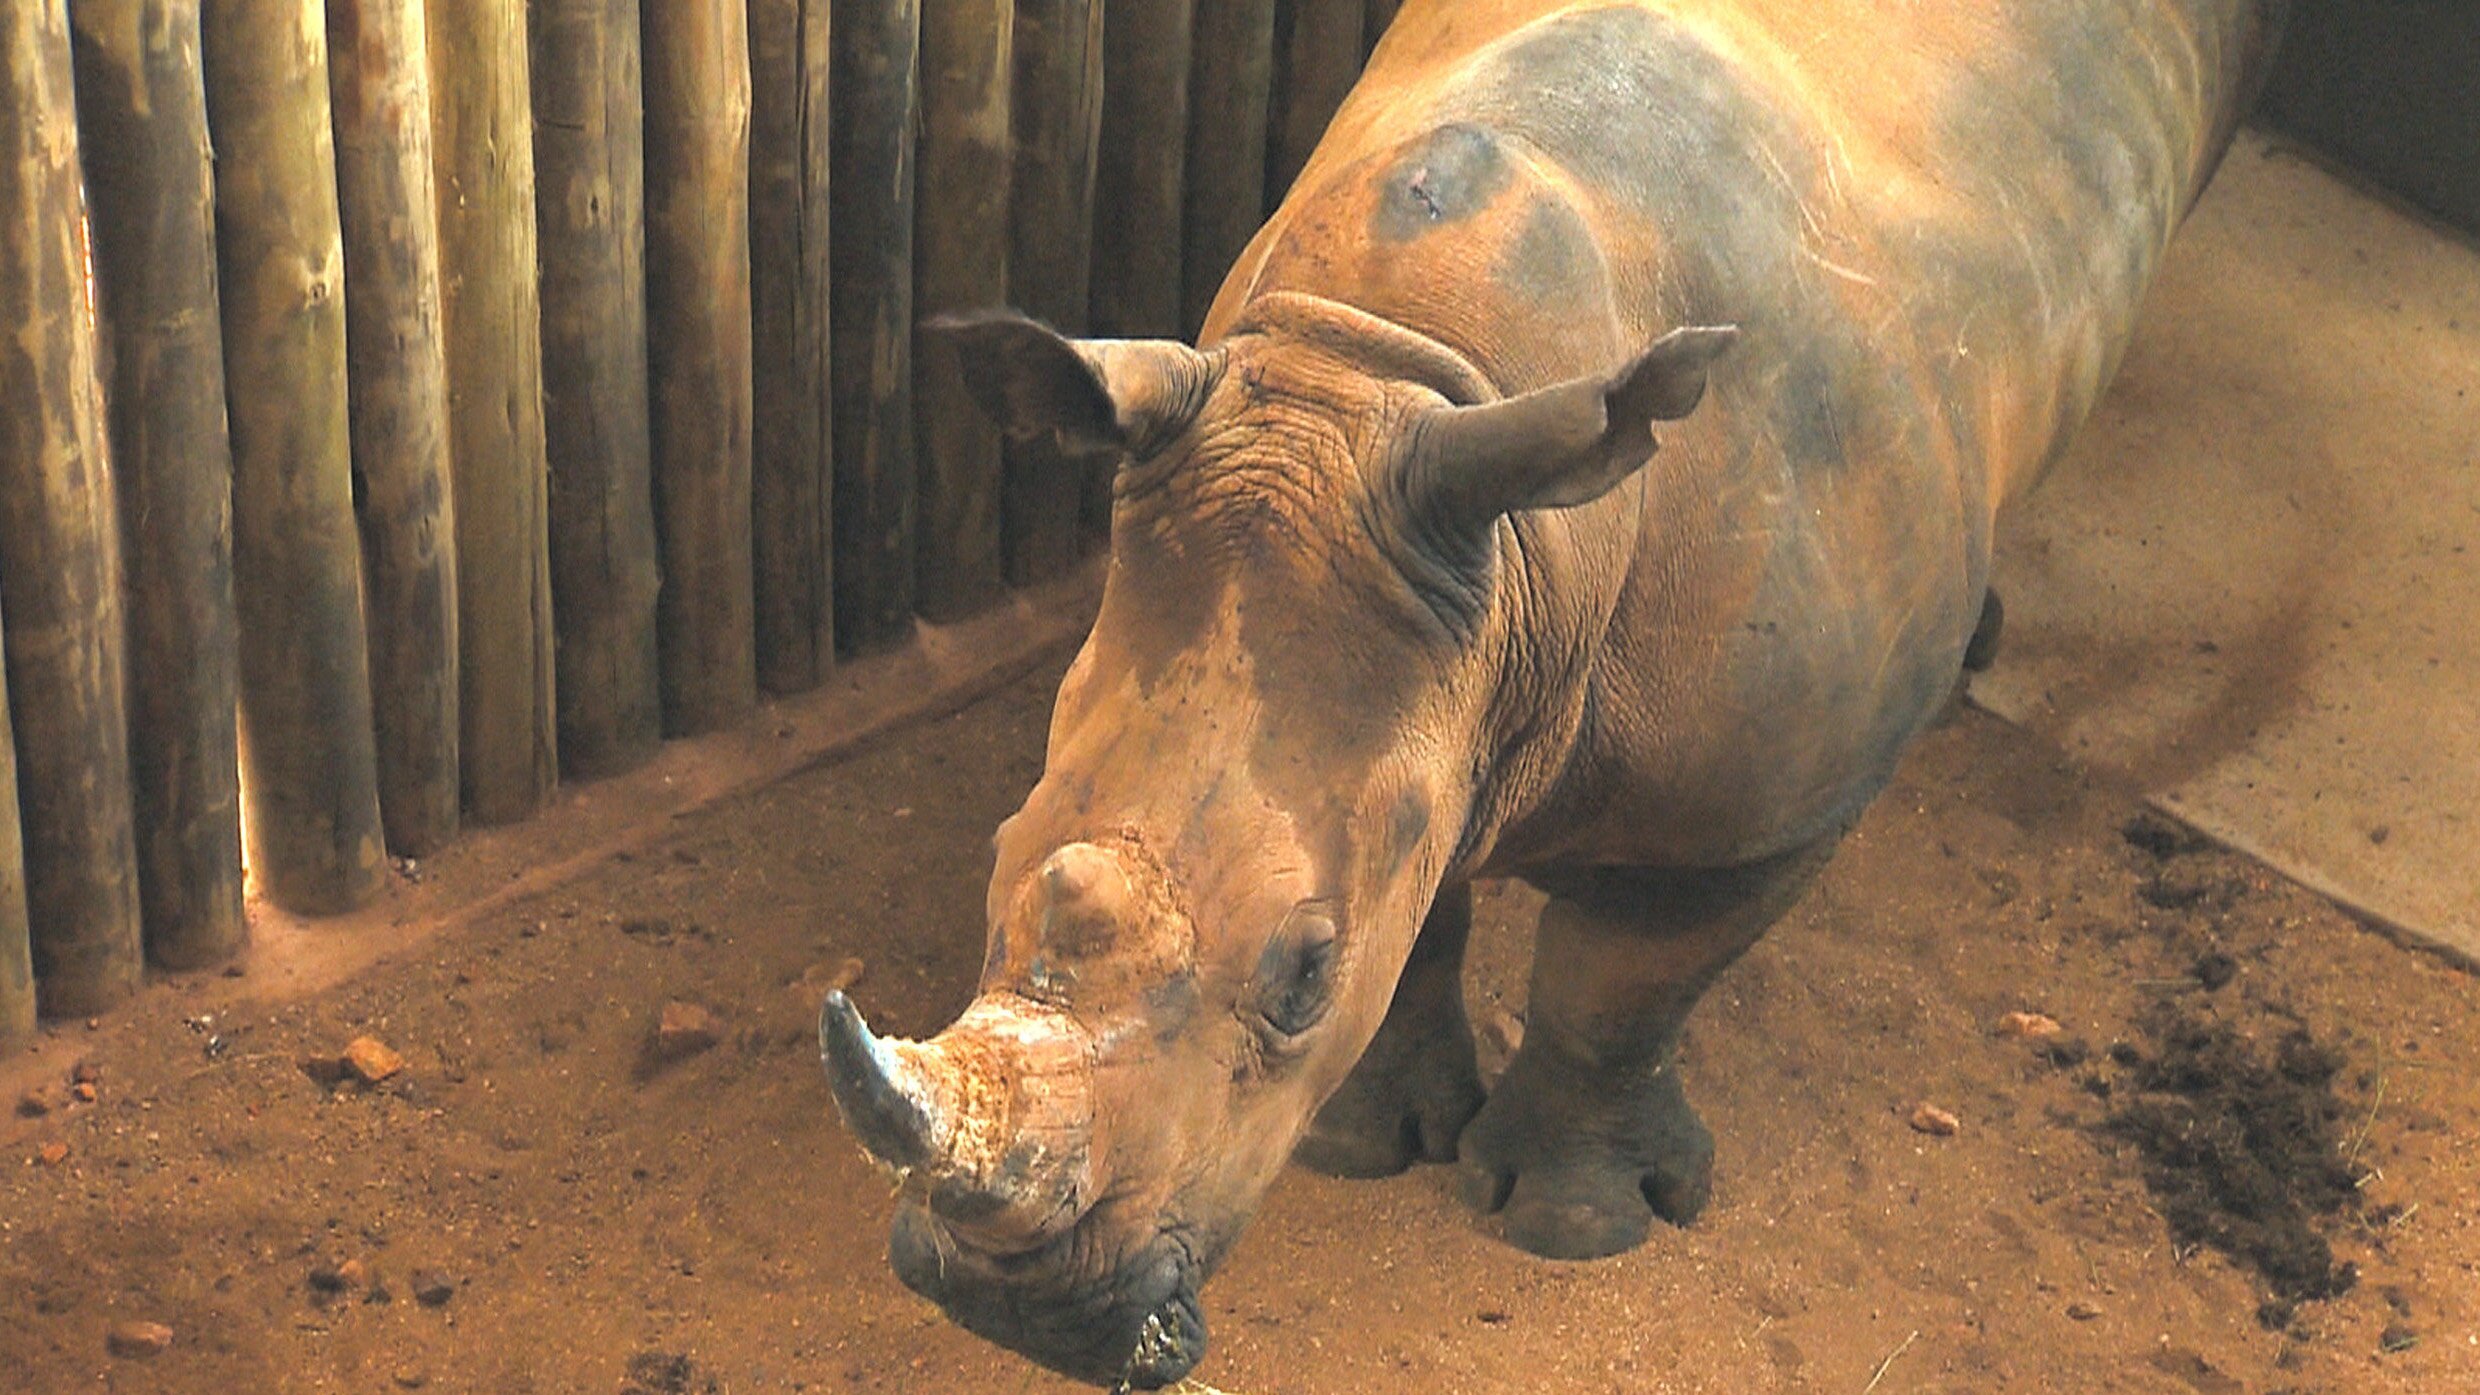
[1253,904,1340,1043]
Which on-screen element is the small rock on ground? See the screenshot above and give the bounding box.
[106,1321,173,1359]
[343,1036,407,1084]
[653,1001,723,1061]
[1908,1102,1961,1136]
[308,1257,370,1298]
[411,1269,456,1307]
[622,1350,705,1395]
[1998,1011,2063,1039]
[798,957,867,996]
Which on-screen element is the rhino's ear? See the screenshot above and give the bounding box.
[1407,325,1737,525]
[925,310,1218,459]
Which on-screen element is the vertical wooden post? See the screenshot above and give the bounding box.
[0,0,145,1007]
[1092,0,1191,339]
[68,0,247,967]
[750,0,835,692]
[912,0,1010,621]
[1183,0,1275,335]
[533,0,664,776]
[795,0,836,640]
[201,0,387,916]
[430,0,559,819]
[327,0,460,856]
[1363,0,1399,57]
[1268,0,1363,200]
[0,669,30,1041]
[828,0,919,653]
[1003,0,1100,584]
[643,0,757,734]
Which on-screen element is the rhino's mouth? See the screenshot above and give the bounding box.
[1116,1285,1209,1390]
[889,1204,1212,1388]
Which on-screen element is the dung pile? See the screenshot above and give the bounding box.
[2098,1006,2364,1328]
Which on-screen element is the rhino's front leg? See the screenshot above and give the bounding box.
[1294,883,1486,1178]
[1457,840,1837,1259]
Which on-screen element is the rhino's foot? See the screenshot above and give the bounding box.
[1454,1042,1712,1260]
[1294,1011,1485,1179]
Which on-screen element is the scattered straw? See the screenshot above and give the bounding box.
[2344,1064,2390,1167]
[1859,1330,1919,1394]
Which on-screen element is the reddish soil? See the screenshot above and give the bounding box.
[1,654,2473,1394]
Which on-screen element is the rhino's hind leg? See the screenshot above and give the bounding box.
[1295,884,1486,1179]
[1457,842,1837,1260]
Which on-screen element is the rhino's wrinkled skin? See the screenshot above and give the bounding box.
[821,1,2288,1385]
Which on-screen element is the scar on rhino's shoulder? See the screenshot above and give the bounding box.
[1370,123,1515,243]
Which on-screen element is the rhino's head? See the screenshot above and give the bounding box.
[821,294,1731,1387]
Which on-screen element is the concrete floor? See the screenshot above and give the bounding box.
[1975,130,2480,967]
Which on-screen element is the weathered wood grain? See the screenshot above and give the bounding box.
[200,0,388,916]
[69,0,247,965]
[328,0,460,854]
[750,0,835,691]
[430,0,559,819]
[533,0,663,775]
[644,0,757,733]
[828,0,919,653]
[912,0,1012,620]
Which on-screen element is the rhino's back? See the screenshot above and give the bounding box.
[1234,0,2279,509]
[1214,0,2281,865]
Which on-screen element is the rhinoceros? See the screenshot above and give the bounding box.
[820,0,2287,1384]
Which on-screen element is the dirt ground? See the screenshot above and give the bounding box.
[2,651,2474,1395]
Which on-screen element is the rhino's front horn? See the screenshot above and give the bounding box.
[820,990,1101,1246]
[819,990,940,1169]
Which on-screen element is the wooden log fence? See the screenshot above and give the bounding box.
[1,0,145,1012]
[644,0,757,735]
[202,0,388,917]
[534,0,665,775]
[432,0,560,819]
[0,681,29,1040]
[913,0,1012,619]
[1092,0,1192,341]
[69,0,247,968]
[0,0,1383,1038]
[329,0,461,857]
[1184,0,1276,336]
[1004,0,1101,579]
[750,0,836,694]
[1271,0,1367,201]
[1366,0,1402,57]
[828,0,920,654]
